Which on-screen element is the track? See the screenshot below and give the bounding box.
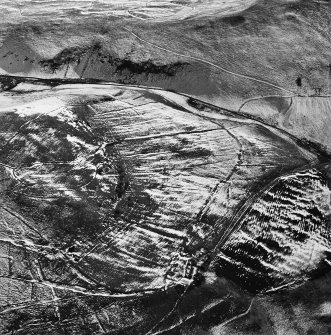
[123,28,295,95]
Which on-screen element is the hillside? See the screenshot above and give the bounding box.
[0,0,331,111]
[0,76,328,334]
[1,1,331,334]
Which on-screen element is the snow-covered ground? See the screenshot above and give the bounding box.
[0,74,330,334]
[1,0,257,22]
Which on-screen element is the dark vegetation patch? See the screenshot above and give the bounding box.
[186,97,223,114]
[0,109,107,245]
[114,162,130,199]
[308,258,331,281]
[315,314,331,323]
[194,19,216,30]
[0,112,27,134]
[171,146,212,159]
[187,97,208,111]
[4,307,67,334]
[0,76,20,91]
[222,15,246,26]
[7,182,104,246]
[4,301,101,335]
[40,46,86,72]
[296,76,302,87]
[112,189,158,225]
[140,142,164,154]
[39,40,102,73]
[297,138,331,162]
[115,58,186,76]
[39,44,95,73]
[215,253,275,293]
[15,114,94,162]
[199,213,220,228]
[38,38,189,78]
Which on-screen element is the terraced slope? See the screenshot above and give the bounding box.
[216,168,331,293]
